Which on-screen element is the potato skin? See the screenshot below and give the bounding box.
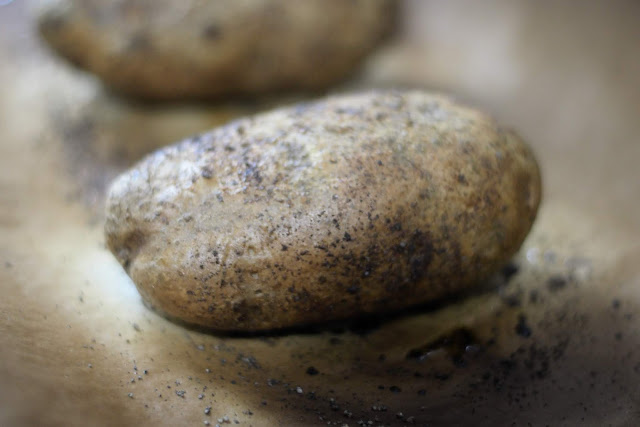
[37,0,396,101]
[105,90,541,331]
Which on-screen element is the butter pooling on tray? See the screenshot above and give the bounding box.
[104,90,542,331]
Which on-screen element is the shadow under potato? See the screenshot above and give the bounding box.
[143,262,519,338]
[176,252,638,427]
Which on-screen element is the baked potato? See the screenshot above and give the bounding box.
[105,90,542,330]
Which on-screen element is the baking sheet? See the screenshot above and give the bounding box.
[1,1,639,425]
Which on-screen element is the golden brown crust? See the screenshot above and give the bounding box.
[37,0,397,100]
[105,90,542,330]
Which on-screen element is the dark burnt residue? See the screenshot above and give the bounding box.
[406,327,479,367]
[547,275,567,292]
[202,24,222,40]
[515,314,532,338]
[126,33,152,52]
[502,262,519,281]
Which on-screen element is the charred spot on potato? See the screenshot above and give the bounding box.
[126,33,152,52]
[202,24,222,40]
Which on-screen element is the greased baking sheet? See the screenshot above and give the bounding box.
[1,1,639,425]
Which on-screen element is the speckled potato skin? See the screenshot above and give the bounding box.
[37,0,396,101]
[105,90,541,331]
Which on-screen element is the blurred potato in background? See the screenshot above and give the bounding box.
[37,0,397,100]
